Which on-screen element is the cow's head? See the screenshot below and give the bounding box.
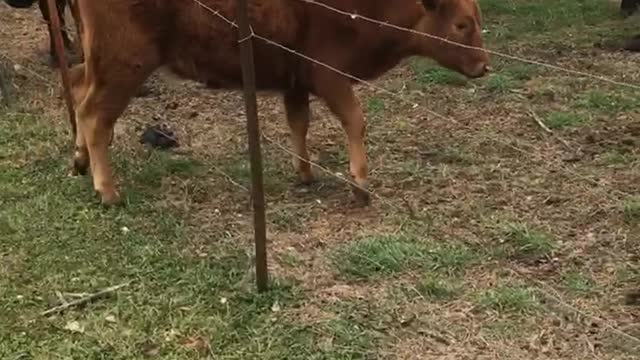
[414,0,489,78]
[4,0,38,8]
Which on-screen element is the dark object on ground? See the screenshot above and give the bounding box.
[621,0,640,17]
[139,124,179,150]
[623,34,640,52]
[625,290,640,306]
[593,34,640,52]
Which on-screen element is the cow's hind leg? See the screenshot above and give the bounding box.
[69,63,89,175]
[284,89,313,184]
[38,0,73,67]
[314,74,370,206]
[75,65,153,205]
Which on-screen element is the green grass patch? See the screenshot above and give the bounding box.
[331,234,429,280]
[575,91,639,114]
[366,96,386,116]
[410,60,468,86]
[623,198,640,224]
[598,150,636,166]
[417,275,461,300]
[480,0,617,42]
[427,244,480,275]
[477,285,541,314]
[484,74,517,93]
[501,223,556,260]
[545,111,587,129]
[562,271,596,297]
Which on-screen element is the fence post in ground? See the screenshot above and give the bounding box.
[236,0,269,292]
[47,0,76,136]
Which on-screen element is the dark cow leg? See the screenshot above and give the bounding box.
[314,72,370,206]
[38,0,73,67]
[621,0,640,17]
[284,89,314,185]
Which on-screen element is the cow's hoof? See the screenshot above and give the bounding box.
[298,172,315,186]
[99,189,122,207]
[71,157,89,176]
[351,183,371,207]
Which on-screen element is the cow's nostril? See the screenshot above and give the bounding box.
[484,65,492,73]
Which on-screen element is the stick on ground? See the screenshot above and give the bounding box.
[41,281,132,317]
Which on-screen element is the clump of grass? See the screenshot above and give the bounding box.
[623,198,640,224]
[485,74,516,93]
[502,223,556,260]
[417,275,461,300]
[599,150,635,166]
[563,271,596,296]
[366,96,385,115]
[331,235,428,280]
[428,244,480,275]
[410,60,467,86]
[477,285,541,313]
[576,91,639,114]
[503,64,538,81]
[545,111,587,129]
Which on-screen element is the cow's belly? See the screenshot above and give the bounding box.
[165,0,298,90]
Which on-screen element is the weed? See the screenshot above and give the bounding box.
[545,111,587,129]
[623,199,640,224]
[331,234,428,280]
[477,285,541,314]
[411,60,468,86]
[563,271,596,296]
[502,223,556,260]
[417,275,461,300]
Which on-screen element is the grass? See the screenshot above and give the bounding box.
[417,275,461,300]
[563,271,597,297]
[576,91,640,114]
[331,234,429,280]
[477,285,541,314]
[484,74,517,93]
[501,223,556,260]
[410,60,468,86]
[1,0,639,357]
[545,111,587,129]
[623,198,640,224]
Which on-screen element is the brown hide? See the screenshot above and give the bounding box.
[71,0,489,206]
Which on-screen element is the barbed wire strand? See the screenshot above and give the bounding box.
[190,0,640,347]
[298,0,640,91]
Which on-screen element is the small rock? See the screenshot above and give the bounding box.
[64,320,85,333]
[140,124,179,150]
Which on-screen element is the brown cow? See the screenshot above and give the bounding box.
[69,0,489,206]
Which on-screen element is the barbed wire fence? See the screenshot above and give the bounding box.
[1,0,639,350]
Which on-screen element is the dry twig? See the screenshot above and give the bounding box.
[41,281,132,316]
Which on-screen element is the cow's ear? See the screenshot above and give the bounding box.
[422,0,440,11]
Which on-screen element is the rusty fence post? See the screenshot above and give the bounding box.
[47,0,77,136]
[236,0,269,292]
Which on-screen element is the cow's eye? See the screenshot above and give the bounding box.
[456,22,469,32]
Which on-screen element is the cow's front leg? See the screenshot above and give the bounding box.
[284,89,314,185]
[315,75,370,206]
